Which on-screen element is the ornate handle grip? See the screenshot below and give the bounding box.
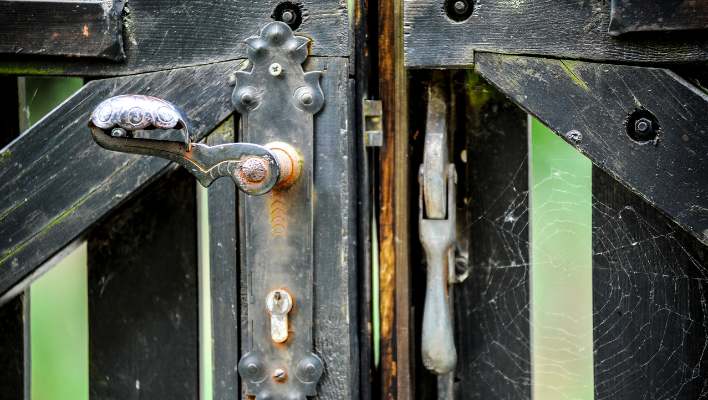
[88,95,297,195]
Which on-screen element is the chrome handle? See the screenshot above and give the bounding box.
[88,95,299,195]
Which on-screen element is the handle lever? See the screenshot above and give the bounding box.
[88,95,298,195]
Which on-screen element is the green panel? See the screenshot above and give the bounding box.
[530,117,594,400]
[30,244,88,400]
[24,76,87,400]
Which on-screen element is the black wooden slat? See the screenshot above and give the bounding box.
[453,80,531,399]
[0,77,20,147]
[204,119,240,399]
[88,168,198,398]
[0,0,349,76]
[0,294,26,400]
[404,0,708,67]
[592,167,708,399]
[609,0,708,35]
[311,58,358,400]
[0,1,124,60]
[475,53,708,247]
[0,60,243,298]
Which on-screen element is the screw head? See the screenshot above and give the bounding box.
[635,118,652,133]
[453,0,467,13]
[269,63,283,77]
[282,10,295,23]
[273,368,287,382]
[111,127,128,138]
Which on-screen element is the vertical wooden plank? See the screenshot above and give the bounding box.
[378,0,411,396]
[592,168,708,400]
[0,295,26,400]
[204,118,239,400]
[88,169,199,399]
[0,76,24,400]
[453,76,531,399]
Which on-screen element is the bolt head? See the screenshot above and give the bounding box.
[269,63,283,77]
[240,158,268,183]
[281,10,295,24]
[635,118,652,133]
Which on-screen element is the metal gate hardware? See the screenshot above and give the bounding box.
[419,83,458,377]
[88,95,300,196]
[266,289,293,343]
[363,99,383,147]
[234,21,324,400]
[88,21,325,399]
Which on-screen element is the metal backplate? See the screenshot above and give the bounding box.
[234,22,324,399]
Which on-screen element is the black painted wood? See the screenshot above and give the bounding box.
[204,119,240,400]
[0,77,20,147]
[453,76,531,399]
[404,0,708,67]
[237,57,358,400]
[0,60,243,298]
[609,0,708,35]
[0,76,26,400]
[592,167,708,400]
[0,295,26,400]
[0,1,124,61]
[0,0,349,76]
[475,53,708,247]
[88,168,198,399]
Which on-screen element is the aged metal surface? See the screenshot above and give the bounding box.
[609,0,708,35]
[0,0,124,60]
[419,164,457,375]
[475,53,708,246]
[404,0,708,67]
[235,22,324,399]
[89,95,281,195]
[422,84,448,220]
[0,60,244,299]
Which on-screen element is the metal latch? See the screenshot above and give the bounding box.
[88,21,325,400]
[363,99,383,147]
[419,81,467,388]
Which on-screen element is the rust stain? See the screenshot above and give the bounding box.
[82,24,90,37]
[268,193,288,237]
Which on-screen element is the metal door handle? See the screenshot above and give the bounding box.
[88,94,300,195]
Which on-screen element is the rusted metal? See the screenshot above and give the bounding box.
[234,21,324,400]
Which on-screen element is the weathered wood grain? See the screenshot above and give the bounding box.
[88,168,198,399]
[204,118,240,400]
[475,53,708,246]
[0,1,124,61]
[592,167,708,399]
[0,0,349,76]
[379,0,412,397]
[0,60,244,297]
[609,0,708,35]
[0,294,26,400]
[453,75,531,399]
[404,0,708,67]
